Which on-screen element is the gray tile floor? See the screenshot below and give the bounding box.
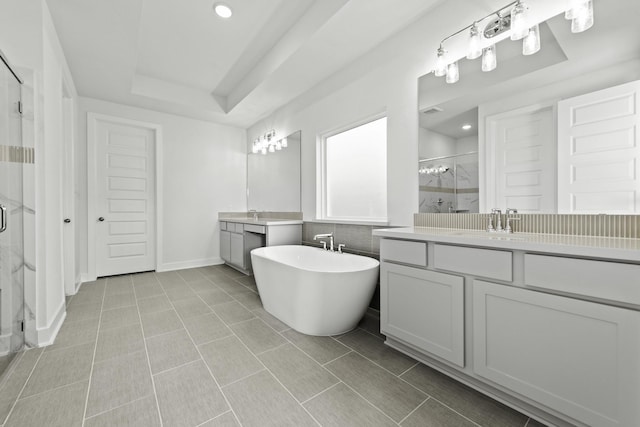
[0,265,547,427]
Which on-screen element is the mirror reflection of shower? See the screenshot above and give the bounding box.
[418,152,479,213]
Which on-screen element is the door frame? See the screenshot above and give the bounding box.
[62,88,76,295]
[87,113,163,281]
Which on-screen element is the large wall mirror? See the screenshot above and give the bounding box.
[418,1,640,214]
[247,131,301,212]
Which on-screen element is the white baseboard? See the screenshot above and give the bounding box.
[80,257,224,279]
[35,300,66,347]
[80,273,97,283]
[157,257,222,272]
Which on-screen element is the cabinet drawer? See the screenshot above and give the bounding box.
[380,239,427,267]
[219,221,227,231]
[232,223,243,233]
[524,254,640,305]
[244,224,265,234]
[433,244,512,282]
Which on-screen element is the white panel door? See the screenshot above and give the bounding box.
[558,80,640,213]
[95,119,156,277]
[473,280,640,427]
[488,106,556,212]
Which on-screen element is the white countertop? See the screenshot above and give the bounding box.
[220,218,303,226]
[373,227,640,262]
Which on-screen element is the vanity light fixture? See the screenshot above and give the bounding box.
[251,129,288,156]
[213,3,233,18]
[432,0,595,82]
[419,165,450,175]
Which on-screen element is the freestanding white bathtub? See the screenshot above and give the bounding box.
[251,245,379,336]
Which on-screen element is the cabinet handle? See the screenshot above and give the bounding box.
[0,205,6,233]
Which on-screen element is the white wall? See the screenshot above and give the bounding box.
[245,1,499,226]
[77,97,247,276]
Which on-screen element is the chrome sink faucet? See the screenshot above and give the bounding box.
[248,210,258,221]
[488,208,520,233]
[313,233,334,251]
[489,208,502,232]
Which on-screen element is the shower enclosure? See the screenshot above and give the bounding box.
[0,50,25,377]
[418,151,479,213]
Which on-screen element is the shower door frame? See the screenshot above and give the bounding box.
[0,49,26,366]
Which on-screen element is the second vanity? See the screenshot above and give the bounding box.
[372,227,640,427]
[219,218,302,274]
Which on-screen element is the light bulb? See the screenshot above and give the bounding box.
[434,46,447,77]
[445,62,459,84]
[261,147,267,155]
[281,138,287,148]
[252,141,259,154]
[482,44,497,72]
[268,144,275,153]
[522,24,540,55]
[571,0,593,33]
[510,1,529,41]
[275,140,282,150]
[467,23,482,60]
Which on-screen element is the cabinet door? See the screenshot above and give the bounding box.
[381,263,464,367]
[473,280,640,427]
[230,232,244,268]
[220,230,230,262]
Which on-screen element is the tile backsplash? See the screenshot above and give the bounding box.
[414,213,640,239]
[302,222,385,257]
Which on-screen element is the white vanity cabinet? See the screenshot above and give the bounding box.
[219,219,302,274]
[220,229,231,262]
[473,280,640,427]
[230,231,244,268]
[374,229,640,427]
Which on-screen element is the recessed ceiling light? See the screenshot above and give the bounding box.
[213,3,232,18]
[462,124,472,130]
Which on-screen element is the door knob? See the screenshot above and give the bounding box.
[98,217,105,222]
[64,218,71,223]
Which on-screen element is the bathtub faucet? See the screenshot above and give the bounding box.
[313,233,334,251]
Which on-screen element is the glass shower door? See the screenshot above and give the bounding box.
[0,53,25,376]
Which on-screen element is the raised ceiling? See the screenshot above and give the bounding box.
[47,0,446,127]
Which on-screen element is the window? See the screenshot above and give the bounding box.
[319,116,387,222]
